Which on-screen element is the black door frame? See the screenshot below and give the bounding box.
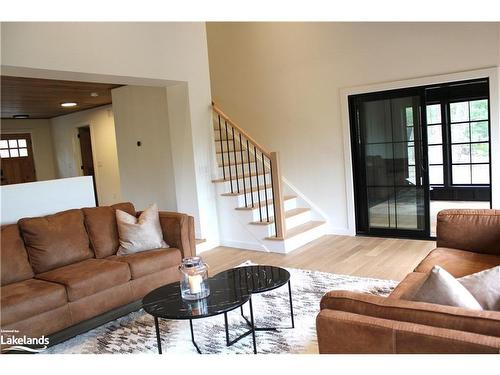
[349,86,431,239]
[349,78,492,240]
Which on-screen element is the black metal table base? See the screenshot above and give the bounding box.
[239,280,295,331]
[153,298,257,355]
[224,296,257,354]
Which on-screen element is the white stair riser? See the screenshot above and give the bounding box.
[232,187,273,207]
[238,197,297,222]
[249,210,311,237]
[214,135,234,142]
[215,184,272,210]
[284,210,312,230]
[216,152,254,164]
[217,163,267,176]
[217,173,271,190]
[215,141,244,153]
[263,223,327,254]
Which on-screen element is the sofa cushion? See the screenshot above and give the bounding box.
[82,202,136,259]
[107,248,181,279]
[18,209,94,274]
[1,278,67,326]
[410,266,483,310]
[414,247,500,278]
[459,266,500,311]
[116,204,168,255]
[1,225,34,286]
[36,259,131,302]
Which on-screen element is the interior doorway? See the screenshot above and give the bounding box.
[349,78,492,239]
[77,126,98,205]
[0,133,37,185]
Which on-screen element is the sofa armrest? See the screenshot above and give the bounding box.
[157,211,195,258]
[436,209,500,255]
[316,309,500,353]
[320,290,500,337]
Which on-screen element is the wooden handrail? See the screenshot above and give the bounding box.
[212,101,271,158]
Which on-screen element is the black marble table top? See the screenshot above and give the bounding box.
[142,268,252,320]
[215,265,290,294]
[142,265,290,320]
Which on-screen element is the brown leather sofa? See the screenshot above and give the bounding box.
[1,202,195,349]
[316,209,500,354]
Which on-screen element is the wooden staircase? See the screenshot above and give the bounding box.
[211,102,327,253]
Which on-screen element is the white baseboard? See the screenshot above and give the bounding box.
[219,239,269,252]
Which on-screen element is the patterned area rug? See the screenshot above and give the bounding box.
[46,266,397,354]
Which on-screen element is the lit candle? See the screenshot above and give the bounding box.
[188,274,203,294]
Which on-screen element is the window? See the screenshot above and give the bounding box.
[0,138,30,158]
[449,99,489,185]
[405,106,416,185]
[426,104,444,185]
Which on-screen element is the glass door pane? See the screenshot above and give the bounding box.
[352,91,428,237]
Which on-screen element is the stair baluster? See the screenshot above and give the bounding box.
[224,120,233,193]
[239,133,248,208]
[231,127,240,193]
[246,140,254,208]
[217,115,226,180]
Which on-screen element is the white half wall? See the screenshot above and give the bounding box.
[50,105,122,206]
[1,119,57,181]
[0,176,95,225]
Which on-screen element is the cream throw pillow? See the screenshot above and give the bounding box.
[116,204,168,255]
[411,266,483,310]
[458,266,500,311]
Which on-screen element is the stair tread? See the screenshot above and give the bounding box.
[249,207,310,225]
[214,137,235,141]
[212,171,269,183]
[218,160,262,168]
[235,195,296,211]
[221,184,272,197]
[216,149,243,154]
[265,220,326,241]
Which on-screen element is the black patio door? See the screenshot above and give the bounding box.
[350,88,430,238]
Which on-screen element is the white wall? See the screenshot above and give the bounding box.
[50,105,122,206]
[1,119,57,181]
[0,176,95,225]
[207,22,500,234]
[111,86,177,211]
[1,22,218,245]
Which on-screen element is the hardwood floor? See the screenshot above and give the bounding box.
[201,234,436,281]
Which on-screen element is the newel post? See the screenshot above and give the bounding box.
[270,151,286,239]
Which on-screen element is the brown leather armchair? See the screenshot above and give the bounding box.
[316,209,500,354]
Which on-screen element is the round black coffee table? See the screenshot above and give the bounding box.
[142,268,254,354]
[142,265,293,354]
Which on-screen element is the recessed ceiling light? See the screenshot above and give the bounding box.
[13,114,30,119]
[90,92,99,97]
[61,102,77,107]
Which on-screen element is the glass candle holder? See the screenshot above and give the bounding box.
[179,257,210,300]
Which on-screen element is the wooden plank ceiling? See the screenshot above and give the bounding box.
[1,76,122,119]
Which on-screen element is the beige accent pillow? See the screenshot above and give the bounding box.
[116,204,168,255]
[458,266,500,311]
[411,266,483,310]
